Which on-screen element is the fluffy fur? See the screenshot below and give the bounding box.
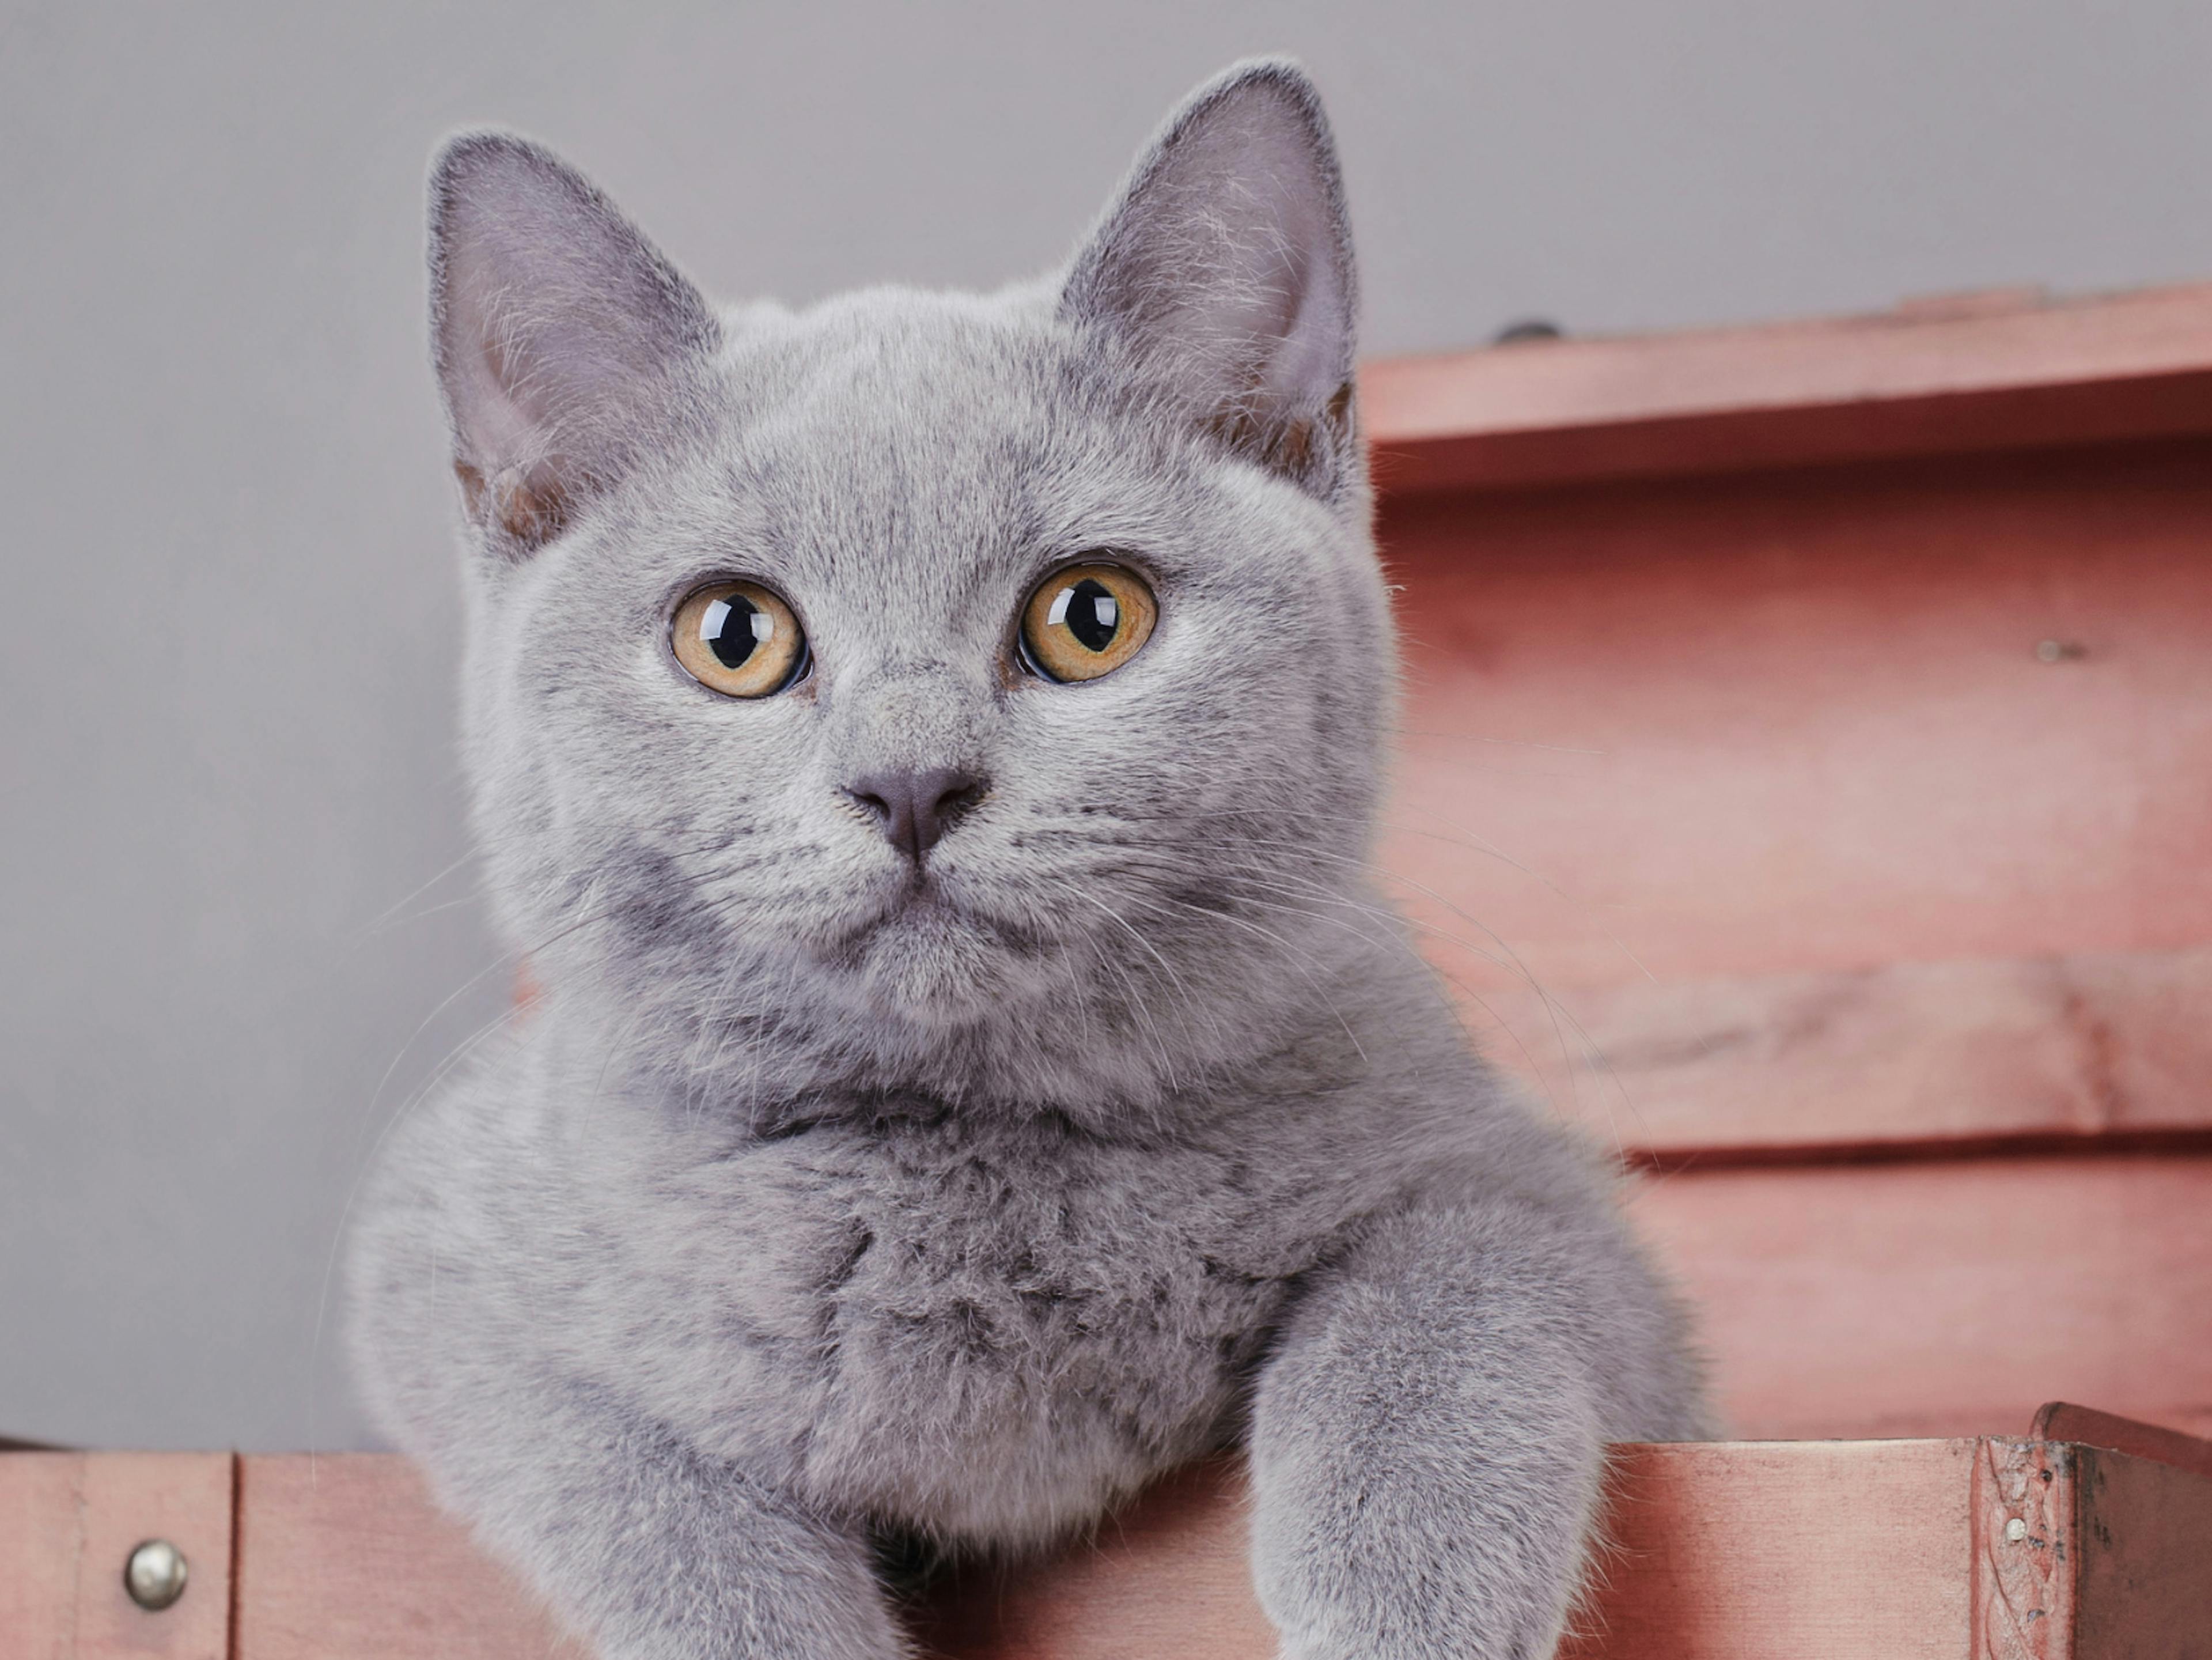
[349,59,1710,1660]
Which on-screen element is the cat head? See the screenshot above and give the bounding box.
[431,60,1397,1116]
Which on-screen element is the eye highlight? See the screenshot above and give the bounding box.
[671,580,808,697]
[1020,563,1157,683]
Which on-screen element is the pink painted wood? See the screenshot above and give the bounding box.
[1635,1154,2212,1440]
[1474,945,2212,1160]
[1375,443,2212,997]
[921,1442,1987,1660]
[0,1451,234,1660]
[229,1446,1993,1660]
[2030,1401,2212,1484]
[1362,281,2212,491]
[232,1453,586,1660]
[196,1432,2212,1659]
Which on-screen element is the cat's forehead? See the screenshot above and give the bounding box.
[683,289,1182,582]
[725,290,1063,480]
[725,287,1056,409]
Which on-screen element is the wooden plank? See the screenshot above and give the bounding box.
[227,1445,1981,1660]
[1474,946,2212,1160]
[911,1458,1275,1660]
[920,1443,1979,1660]
[929,1438,2212,1660]
[2074,1445,2212,1658]
[233,1453,586,1660]
[1362,282,2212,492]
[199,1439,2212,1657]
[0,1451,234,1660]
[2031,1403,2212,1484]
[1561,1440,1974,1660]
[933,1438,2212,1660]
[168,1443,2212,1660]
[1377,442,2212,990]
[1,1453,86,1660]
[1635,1155,2212,1442]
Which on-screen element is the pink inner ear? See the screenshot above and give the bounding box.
[429,132,717,549]
[443,245,556,475]
[1062,67,1356,485]
[1258,180,1350,409]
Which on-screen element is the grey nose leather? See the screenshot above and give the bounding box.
[846,767,986,862]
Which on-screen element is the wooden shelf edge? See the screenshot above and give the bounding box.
[2032,1401,2212,1484]
[9,1417,2210,1657]
[1360,281,2212,491]
[0,1450,236,1660]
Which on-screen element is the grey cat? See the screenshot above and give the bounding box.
[347,58,1709,1660]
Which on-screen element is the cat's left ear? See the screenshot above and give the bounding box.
[1061,60,1359,498]
[429,131,719,553]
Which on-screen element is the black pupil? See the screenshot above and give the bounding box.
[1062,578,1120,652]
[702,595,765,669]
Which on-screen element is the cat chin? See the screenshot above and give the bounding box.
[838,899,1052,1030]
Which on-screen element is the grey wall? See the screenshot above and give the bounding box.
[5,0,2211,1453]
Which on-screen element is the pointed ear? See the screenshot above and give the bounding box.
[429,132,718,553]
[1060,60,1359,497]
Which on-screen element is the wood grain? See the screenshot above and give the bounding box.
[17,1435,2191,1658]
[1,1453,83,1660]
[1377,443,2212,991]
[1638,1154,2212,1440]
[1562,1440,1975,1660]
[0,1451,234,1660]
[2073,1445,2212,1658]
[918,1442,1984,1660]
[1476,945,2212,1159]
[233,1453,587,1660]
[1965,1436,2212,1658]
[1362,281,2212,491]
[1971,1439,2071,1660]
[223,1445,1987,1660]
[2031,1402,2212,1484]
[911,1459,1274,1660]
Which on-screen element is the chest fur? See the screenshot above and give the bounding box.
[556,1112,1329,1543]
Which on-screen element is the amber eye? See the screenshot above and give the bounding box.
[1020,563,1157,683]
[671,580,808,698]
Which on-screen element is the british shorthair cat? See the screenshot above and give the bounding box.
[349,58,1709,1660]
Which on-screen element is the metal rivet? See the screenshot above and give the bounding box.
[124,1538,188,1610]
[2035,639,2087,663]
[2004,1517,2028,1544]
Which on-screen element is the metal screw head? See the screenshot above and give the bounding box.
[2004,1517,2029,1544]
[124,1538,188,1610]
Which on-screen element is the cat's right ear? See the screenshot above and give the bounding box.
[1060,61,1359,500]
[429,133,718,554]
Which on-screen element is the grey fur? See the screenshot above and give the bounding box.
[349,58,1710,1660]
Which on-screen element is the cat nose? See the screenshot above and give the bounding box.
[846,767,987,863]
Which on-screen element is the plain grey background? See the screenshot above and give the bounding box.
[6,0,2211,1453]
